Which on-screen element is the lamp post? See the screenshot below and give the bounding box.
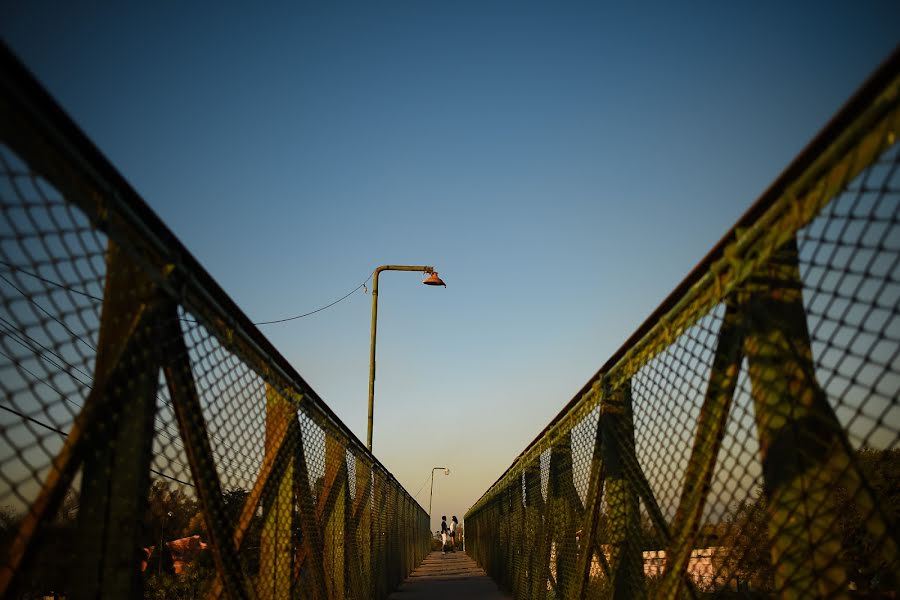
[158,510,173,575]
[367,265,445,451]
[428,467,450,527]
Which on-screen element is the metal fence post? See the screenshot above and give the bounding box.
[548,432,583,596]
[74,241,165,599]
[495,483,508,589]
[161,313,253,600]
[659,299,744,598]
[601,380,644,599]
[742,237,899,597]
[350,455,373,598]
[510,475,527,597]
[291,417,328,599]
[259,385,294,599]
[524,460,550,600]
[571,382,608,600]
[387,482,401,591]
[371,472,387,599]
[322,435,349,598]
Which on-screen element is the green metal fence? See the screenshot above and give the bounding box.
[0,45,429,599]
[466,50,900,598]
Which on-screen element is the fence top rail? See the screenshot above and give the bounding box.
[467,44,900,518]
[0,41,425,513]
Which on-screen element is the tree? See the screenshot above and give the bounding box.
[716,448,900,594]
[715,490,774,593]
[832,447,900,593]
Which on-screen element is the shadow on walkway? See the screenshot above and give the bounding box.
[387,551,511,600]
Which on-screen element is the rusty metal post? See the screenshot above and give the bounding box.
[322,435,349,599]
[510,476,527,597]
[660,299,744,598]
[292,420,328,599]
[524,459,552,600]
[259,385,294,599]
[367,264,437,451]
[350,455,373,598]
[73,242,165,599]
[571,383,608,600]
[601,380,644,599]
[161,313,252,600]
[740,238,894,597]
[371,472,388,599]
[548,432,583,597]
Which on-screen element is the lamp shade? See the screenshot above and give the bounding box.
[423,271,446,287]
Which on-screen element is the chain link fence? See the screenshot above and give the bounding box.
[466,50,900,598]
[0,44,429,599]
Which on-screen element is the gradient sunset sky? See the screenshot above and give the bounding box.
[3,1,898,530]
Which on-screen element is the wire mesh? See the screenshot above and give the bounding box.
[466,55,900,598]
[0,48,429,599]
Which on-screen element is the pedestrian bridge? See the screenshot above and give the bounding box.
[1,45,899,599]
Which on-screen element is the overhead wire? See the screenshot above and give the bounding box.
[0,322,259,483]
[0,266,267,453]
[0,260,359,485]
[0,401,195,488]
[252,269,375,325]
[0,259,377,491]
[412,473,431,501]
[0,261,376,325]
[0,284,245,482]
[0,333,201,482]
[0,271,97,352]
[0,260,103,302]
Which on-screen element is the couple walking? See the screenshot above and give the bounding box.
[440,515,458,554]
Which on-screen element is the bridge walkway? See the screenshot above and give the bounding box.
[387,551,512,600]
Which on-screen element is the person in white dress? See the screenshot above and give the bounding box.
[449,516,458,552]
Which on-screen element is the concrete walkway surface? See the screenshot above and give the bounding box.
[387,551,512,600]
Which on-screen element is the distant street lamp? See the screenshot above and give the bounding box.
[367,265,446,451]
[428,467,450,525]
[159,510,173,575]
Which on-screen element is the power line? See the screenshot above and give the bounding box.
[0,272,97,352]
[0,320,262,482]
[0,305,245,480]
[0,260,103,302]
[0,267,264,472]
[0,261,375,325]
[0,261,373,489]
[412,474,431,501]
[253,269,375,324]
[0,342,201,480]
[0,402,195,488]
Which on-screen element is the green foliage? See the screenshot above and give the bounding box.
[716,448,900,594]
[142,483,252,599]
[143,556,216,600]
[145,480,199,545]
[716,489,775,593]
[0,504,19,564]
[0,490,80,598]
[832,447,900,592]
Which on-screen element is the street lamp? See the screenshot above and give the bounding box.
[428,467,450,526]
[159,510,173,575]
[367,265,446,451]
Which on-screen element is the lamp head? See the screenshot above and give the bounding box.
[444,468,450,475]
[423,271,446,287]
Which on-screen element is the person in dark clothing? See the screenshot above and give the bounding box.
[440,516,449,554]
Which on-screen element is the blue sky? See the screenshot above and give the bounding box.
[3,1,898,530]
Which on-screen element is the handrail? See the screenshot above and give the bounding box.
[466,46,900,598]
[472,45,900,514]
[0,42,429,599]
